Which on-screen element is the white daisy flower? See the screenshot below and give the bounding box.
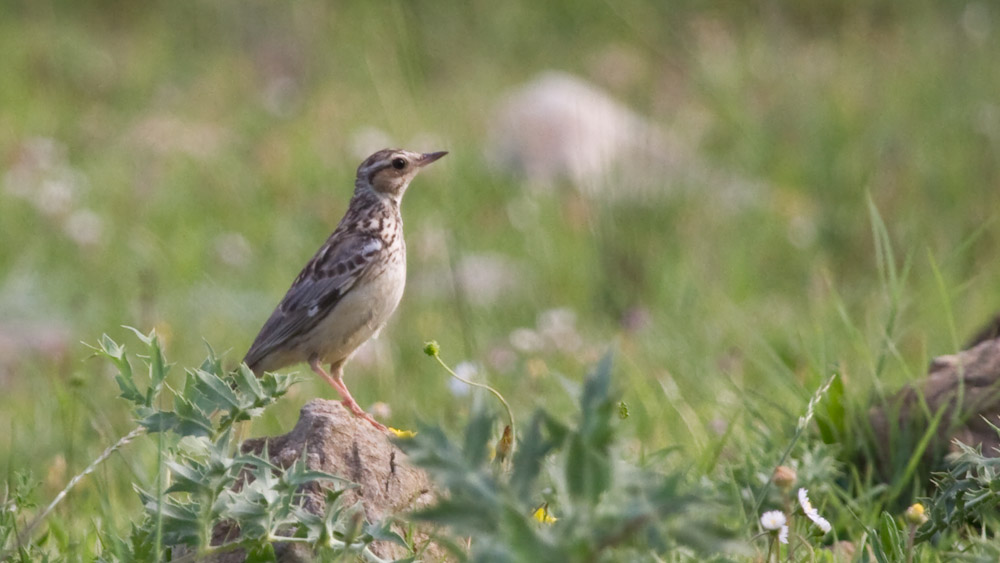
[778,525,789,544]
[798,488,832,534]
[760,510,786,531]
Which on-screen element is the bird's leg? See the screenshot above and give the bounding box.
[308,356,387,432]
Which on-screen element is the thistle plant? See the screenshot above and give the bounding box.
[401,350,737,561]
[86,329,409,562]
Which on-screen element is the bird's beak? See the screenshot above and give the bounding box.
[417,151,448,167]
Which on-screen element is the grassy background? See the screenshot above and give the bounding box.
[1,0,999,557]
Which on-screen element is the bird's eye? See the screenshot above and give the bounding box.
[391,157,407,170]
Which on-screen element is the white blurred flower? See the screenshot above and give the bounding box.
[453,362,477,379]
[37,178,77,217]
[454,254,523,307]
[509,327,542,353]
[798,488,832,534]
[128,115,229,158]
[487,346,517,373]
[798,488,814,510]
[538,307,582,352]
[63,209,104,247]
[760,510,785,530]
[448,362,477,397]
[370,402,392,419]
[4,138,67,200]
[411,253,524,307]
[787,213,817,248]
[261,75,299,117]
[778,524,789,544]
[447,377,471,397]
[214,232,253,268]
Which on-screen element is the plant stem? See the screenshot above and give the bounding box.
[906,524,916,563]
[154,409,166,561]
[751,373,837,517]
[2,425,146,560]
[429,348,516,458]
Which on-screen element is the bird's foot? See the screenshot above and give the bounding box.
[341,398,388,432]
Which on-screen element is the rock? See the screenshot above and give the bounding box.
[869,337,1000,469]
[486,71,761,203]
[487,71,668,196]
[206,399,442,562]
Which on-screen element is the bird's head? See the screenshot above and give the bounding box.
[356,148,447,201]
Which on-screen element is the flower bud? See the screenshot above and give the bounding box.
[773,465,797,491]
[423,340,441,357]
[494,425,513,464]
[904,503,928,526]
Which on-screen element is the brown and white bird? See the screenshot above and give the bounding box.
[243,148,447,430]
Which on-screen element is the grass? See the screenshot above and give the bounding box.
[2,0,1000,559]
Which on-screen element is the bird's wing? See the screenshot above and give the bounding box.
[243,233,385,371]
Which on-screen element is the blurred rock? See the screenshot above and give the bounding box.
[487,71,761,202]
[488,71,661,194]
[205,400,441,562]
[869,336,1000,469]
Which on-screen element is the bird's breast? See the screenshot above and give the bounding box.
[305,240,406,364]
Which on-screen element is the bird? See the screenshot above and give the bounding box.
[243,148,447,431]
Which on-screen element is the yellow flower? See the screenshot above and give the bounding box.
[904,503,929,525]
[532,504,557,524]
[388,427,417,439]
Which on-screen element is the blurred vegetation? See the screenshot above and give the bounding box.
[1,0,999,559]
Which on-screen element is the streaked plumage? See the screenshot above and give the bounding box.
[243,148,447,430]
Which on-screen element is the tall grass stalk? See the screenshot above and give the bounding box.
[3,425,146,559]
[752,372,837,516]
